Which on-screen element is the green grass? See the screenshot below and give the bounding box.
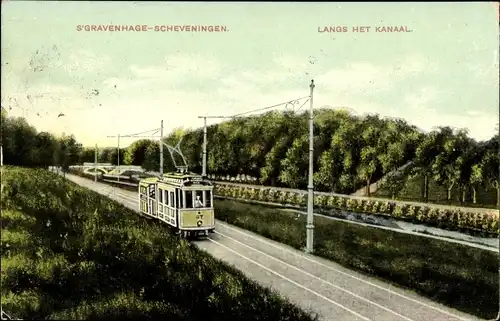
[1,166,317,321]
[215,199,498,320]
[374,175,497,209]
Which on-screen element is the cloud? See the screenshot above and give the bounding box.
[315,54,439,96]
[403,86,442,113]
[130,54,221,82]
[102,53,223,95]
[63,49,112,74]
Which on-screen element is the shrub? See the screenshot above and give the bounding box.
[296,193,307,206]
[346,199,358,212]
[313,195,327,208]
[209,182,496,235]
[392,204,406,219]
[276,191,287,204]
[336,196,348,209]
[267,189,278,203]
[360,200,374,213]
[377,202,390,215]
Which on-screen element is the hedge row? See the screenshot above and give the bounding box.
[207,174,258,184]
[213,184,499,235]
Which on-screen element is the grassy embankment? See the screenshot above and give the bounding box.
[67,169,499,319]
[0,167,317,321]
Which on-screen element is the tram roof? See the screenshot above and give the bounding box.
[139,171,213,187]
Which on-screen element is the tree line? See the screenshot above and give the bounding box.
[2,107,498,206]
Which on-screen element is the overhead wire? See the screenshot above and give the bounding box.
[294,98,310,112]
[117,127,161,138]
[228,95,311,118]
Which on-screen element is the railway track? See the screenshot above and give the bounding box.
[63,172,483,321]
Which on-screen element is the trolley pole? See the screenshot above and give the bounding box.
[306,79,315,254]
[94,144,98,182]
[202,116,207,178]
[160,120,164,175]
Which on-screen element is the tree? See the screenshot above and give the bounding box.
[1,117,38,166]
[106,148,126,166]
[469,164,483,204]
[33,132,59,167]
[330,116,364,194]
[55,135,81,172]
[356,115,385,196]
[78,147,96,164]
[143,143,160,172]
[431,128,470,202]
[259,111,307,186]
[411,128,452,202]
[380,171,407,199]
[482,136,500,206]
[279,133,312,189]
[123,139,153,166]
[314,110,354,193]
[142,140,174,173]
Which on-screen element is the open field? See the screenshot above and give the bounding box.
[65,170,497,320]
[0,167,317,321]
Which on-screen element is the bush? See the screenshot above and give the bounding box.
[213,183,497,235]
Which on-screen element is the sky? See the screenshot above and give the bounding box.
[1,1,499,148]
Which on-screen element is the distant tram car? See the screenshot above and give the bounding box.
[138,166,215,238]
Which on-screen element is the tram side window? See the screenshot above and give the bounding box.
[140,186,147,195]
[164,190,169,206]
[159,188,163,203]
[185,191,193,208]
[170,191,175,207]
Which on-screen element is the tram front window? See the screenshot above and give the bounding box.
[185,191,193,208]
[204,190,212,207]
[195,191,204,207]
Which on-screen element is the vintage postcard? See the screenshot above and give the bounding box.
[1,2,499,321]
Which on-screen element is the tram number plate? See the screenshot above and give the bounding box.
[196,212,204,227]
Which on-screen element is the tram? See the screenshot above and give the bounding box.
[138,139,215,238]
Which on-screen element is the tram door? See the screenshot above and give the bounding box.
[176,188,182,218]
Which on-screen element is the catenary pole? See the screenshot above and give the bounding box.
[202,116,207,178]
[117,134,120,182]
[160,120,164,175]
[94,144,98,182]
[306,79,315,254]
